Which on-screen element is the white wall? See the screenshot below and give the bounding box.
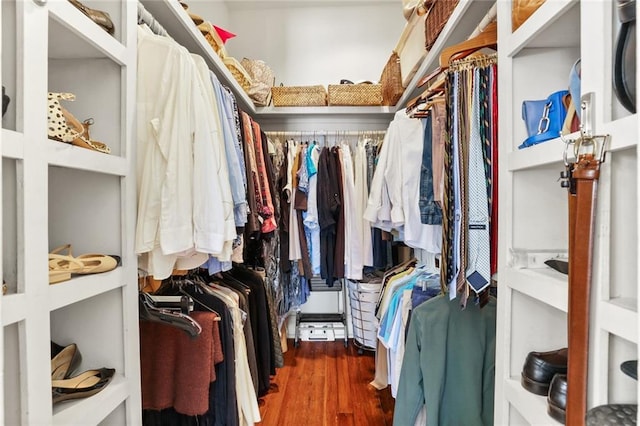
[218,1,406,87]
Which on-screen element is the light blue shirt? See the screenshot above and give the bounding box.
[210,72,247,227]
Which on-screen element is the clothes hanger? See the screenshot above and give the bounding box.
[439,21,497,68]
[138,292,203,338]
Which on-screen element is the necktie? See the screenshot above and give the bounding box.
[465,68,491,294]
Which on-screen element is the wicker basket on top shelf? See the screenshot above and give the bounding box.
[223,57,253,93]
[271,85,327,106]
[424,0,459,50]
[198,22,228,58]
[327,84,383,106]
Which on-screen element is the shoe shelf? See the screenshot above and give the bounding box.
[506,0,579,57]
[599,298,638,344]
[1,129,24,160]
[505,267,568,314]
[504,378,562,425]
[47,140,128,176]
[48,267,124,312]
[1,293,26,327]
[52,372,128,426]
[48,0,127,64]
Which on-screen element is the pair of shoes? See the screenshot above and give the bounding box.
[51,341,82,380]
[47,92,111,154]
[50,342,115,405]
[2,86,9,117]
[68,0,114,35]
[521,348,568,423]
[48,244,118,284]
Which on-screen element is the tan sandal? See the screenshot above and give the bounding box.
[49,244,117,277]
[47,92,111,154]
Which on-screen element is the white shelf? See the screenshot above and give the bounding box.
[508,114,638,171]
[139,0,256,113]
[52,373,129,426]
[600,298,638,344]
[507,0,579,57]
[48,0,127,65]
[508,136,570,171]
[1,129,24,160]
[505,267,568,313]
[49,267,125,312]
[1,294,26,326]
[47,140,128,176]
[504,378,561,425]
[255,105,395,117]
[395,0,496,108]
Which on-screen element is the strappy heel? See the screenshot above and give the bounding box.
[47,92,111,154]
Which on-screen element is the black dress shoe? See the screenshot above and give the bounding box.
[521,347,568,395]
[621,360,638,380]
[547,374,567,424]
[2,86,9,117]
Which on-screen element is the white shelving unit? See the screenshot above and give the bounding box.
[495,0,639,423]
[1,0,140,424]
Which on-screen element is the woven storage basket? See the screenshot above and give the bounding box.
[272,85,327,106]
[327,84,383,106]
[198,22,227,58]
[223,57,253,93]
[512,0,545,32]
[424,0,459,50]
[380,51,404,106]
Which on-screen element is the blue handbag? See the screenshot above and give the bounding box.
[518,90,569,149]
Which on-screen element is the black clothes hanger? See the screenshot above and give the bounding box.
[138,293,202,338]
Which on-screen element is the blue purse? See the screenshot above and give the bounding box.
[519,90,569,149]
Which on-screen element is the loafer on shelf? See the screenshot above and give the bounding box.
[521,347,568,395]
[67,0,115,35]
[51,341,82,380]
[547,373,567,424]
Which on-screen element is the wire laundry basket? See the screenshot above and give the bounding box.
[347,279,383,353]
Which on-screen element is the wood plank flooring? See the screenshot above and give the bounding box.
[259,340,395,426]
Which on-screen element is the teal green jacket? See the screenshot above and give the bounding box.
[393,295,496,426]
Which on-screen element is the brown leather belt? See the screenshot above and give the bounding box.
[565,152,601,426]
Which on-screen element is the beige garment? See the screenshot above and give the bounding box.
[370,338,389,390]
[431,101,446,207]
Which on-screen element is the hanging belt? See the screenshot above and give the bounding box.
[561,135,608,425]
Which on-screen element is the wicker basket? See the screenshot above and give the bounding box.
[223,57,253,93]
[327,84,383,106]
[272,85,327,106]
[512,0,545,32]
[198,22,227,58]
[380,51,404,106]
[424,0,459,50]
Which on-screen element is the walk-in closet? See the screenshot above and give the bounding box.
[1,0,638,425]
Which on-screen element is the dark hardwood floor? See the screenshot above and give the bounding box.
[259,340,395,426]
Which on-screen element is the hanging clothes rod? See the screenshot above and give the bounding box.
[137,2,170,37]
[265,130,386,137]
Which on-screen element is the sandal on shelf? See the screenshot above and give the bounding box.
[51,368,115,405]
[51,342,82,380]
[47,92,111,154]
[49,255,84,285]
[49,244,118,279]
[67,0,115,35]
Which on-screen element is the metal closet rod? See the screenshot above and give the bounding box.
[264,130,386,136]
